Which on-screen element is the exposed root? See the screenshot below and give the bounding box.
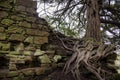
[63,40,116,80]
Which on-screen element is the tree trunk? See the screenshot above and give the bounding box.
[86,0,101,42]
[63,0,116,80]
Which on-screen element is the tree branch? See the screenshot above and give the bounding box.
[100,19,120,28]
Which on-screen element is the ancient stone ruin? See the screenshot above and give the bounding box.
[0,0,66,80]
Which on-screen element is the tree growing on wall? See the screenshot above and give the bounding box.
[38,0,119,80]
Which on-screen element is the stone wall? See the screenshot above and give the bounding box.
[0,0,66,80]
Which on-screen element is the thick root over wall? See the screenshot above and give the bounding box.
[63,40,116,80]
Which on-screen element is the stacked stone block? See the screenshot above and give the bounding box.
[0,0,49,45]
[0,0,65,79]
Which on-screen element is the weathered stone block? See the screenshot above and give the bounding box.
[0,1,12,9]
[117,69,120,73]
[26,29,49,36]
[13,74,25,80]
[7,54,25,59]
[2,42,11,51]
[38,54,51,64]
[117,55,120,60]
[16,0,37,8]
[17,14,26,18]
[31,23,37,28]
[9,34,25,41]
[23,51,32,56]
[41,64,50,67]
[21,68,35,76]
[13,77,22,80]
[0,51,9,54]
[6,54,17,58]
[10,58,25,64]
[53,55,62,63]
[34,49,44,56]
[0,27,5,32]
[24,44,36,51]
[26,17,36,22]
[35,67,46,75]
[7,71,19,77]
[9,63,17,71]
[9,51,20,55]
[0,11,8,19]
[24,56,33,62]
[34,37,48,44]
[15,6,26,12]
[0,33,6,40]
[45,50,55,55]
[11,15,23,21]
[18,21,31,28]
[7,26,23,33]
[26,8,36,14]
[1,19,14,26]
[24,36,34,43]
[15,43,24,52]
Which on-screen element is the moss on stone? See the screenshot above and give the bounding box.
[53,55,62,63]
[2,43,11,51]
[13,77,22,80]
[117,55,120,60]
[34,49,44,56]
[23,51,32,55]
[0,51,9,54]
[0,1,12,9]
[0,33,6,40]
[1,19,14,26]
[0,27,5,32]
[7,26,23,33]
[117,69,120,74]
[7,71,19,77]
[38,54,51,64]
[9,51,20,55]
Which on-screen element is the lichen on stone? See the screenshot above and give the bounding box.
[1,19,14,26]
[38,54,51,64]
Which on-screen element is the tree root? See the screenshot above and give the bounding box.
[63,40,116,80]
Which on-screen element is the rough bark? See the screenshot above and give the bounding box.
[86,0,101,42]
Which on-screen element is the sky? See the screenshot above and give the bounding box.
[36,0,120,52]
